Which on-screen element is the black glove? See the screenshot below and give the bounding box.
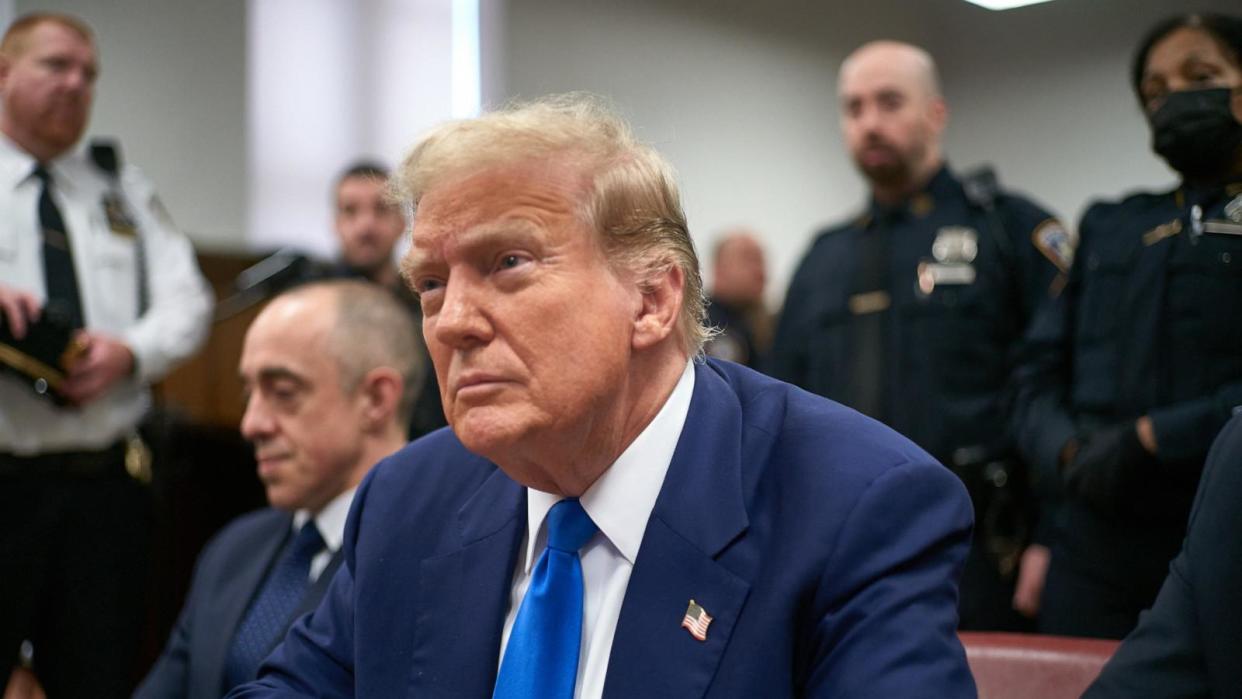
[1059,423,1154,515]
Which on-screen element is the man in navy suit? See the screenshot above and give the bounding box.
[135,280,420,698]
[230,95,976,698]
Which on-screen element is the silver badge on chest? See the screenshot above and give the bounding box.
[919,226,978,295]
[931,226,979,264]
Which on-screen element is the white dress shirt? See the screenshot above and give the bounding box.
[0,135,212,454]
[498,360,695,699]
[292,486,357,583]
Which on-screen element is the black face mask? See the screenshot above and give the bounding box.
[1150,87,1242,179]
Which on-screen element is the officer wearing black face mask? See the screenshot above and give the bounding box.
[1013,12,1242,640]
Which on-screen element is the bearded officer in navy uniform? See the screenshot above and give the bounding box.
[769,40,1069,631]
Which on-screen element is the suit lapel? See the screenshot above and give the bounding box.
[199,512,291,692]
[604,362,752,699]
[407,468,526,698]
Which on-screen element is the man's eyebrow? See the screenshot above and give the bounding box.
[240,366,308,387]
[406,219,544,272]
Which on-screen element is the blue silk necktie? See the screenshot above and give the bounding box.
[493,498,598,699]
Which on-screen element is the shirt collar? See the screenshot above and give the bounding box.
[866,163,952,224]
[522,359,696,573]
[292,486,357,553]
[0,133,84,193]
[0,133,37,191]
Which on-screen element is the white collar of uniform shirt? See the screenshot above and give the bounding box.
[292,485,356,583]
[501,359,695,699]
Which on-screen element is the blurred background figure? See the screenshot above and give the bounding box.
[330,161,407,290]
[135,281,418,698]
[0,12,212,697]
[703,229,772,369]
[1013,11,1242,640]
[328,161,445,440]
[769,40,1069,632]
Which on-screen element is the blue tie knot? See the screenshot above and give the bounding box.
[546,499,597,553]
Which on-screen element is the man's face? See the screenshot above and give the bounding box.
[713,235,766,304]
[0,21,96,160]
[239,294,369,513]
[404,160,640,476]
[335,175,406,277]
[838,52,942,189]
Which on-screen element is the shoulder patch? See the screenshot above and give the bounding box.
[1031,218,1075,272]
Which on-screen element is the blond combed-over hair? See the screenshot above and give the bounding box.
[394,93,711,355]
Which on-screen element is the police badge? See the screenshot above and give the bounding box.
[931,226,979,264]
[919,226,979,295]
[102,191,138,237]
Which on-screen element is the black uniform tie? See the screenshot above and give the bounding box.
[33,165,84,329]
[846,217,893,422]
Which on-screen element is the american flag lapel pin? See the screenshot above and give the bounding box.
[681,599,713,642]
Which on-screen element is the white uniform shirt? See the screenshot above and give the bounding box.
[498,360,695,699]
[0,135,212,454]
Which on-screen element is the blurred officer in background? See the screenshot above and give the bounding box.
[703,229,771,369]
[329,161,445,439]
[0,12,211,696]
[770,40,1069,631]
[1013,12,1242,639]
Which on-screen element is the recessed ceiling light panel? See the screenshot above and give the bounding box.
[963,0,1057,10]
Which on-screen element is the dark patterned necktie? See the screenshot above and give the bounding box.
[222,522,325,690]
[33,165,84,329]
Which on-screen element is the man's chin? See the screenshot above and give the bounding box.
[451,409,529,462]
[858,162,910,189]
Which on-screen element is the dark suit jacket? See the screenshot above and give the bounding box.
[1085,413,1242,698]
[229,360,976,697]
[134,508,344,699]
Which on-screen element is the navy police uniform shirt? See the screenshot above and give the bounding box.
[770,166,1067,467]
[1015,180,1242,525]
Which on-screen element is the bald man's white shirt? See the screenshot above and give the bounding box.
[498,360,695,699]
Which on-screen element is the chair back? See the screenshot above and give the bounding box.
[960,632,1119,699]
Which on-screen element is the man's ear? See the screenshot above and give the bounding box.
[358,367,404,432]
[632,262,685,351]
[928,96,949,136]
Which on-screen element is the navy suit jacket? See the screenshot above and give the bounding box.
[230,360,976,697]
[135,508,344,699]
[1085,413,1242,698]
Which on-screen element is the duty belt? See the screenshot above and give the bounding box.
[0,438,149,481]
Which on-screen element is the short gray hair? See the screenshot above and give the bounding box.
[287,280,423,428]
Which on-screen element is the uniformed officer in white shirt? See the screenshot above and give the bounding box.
[0,12,211,698]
